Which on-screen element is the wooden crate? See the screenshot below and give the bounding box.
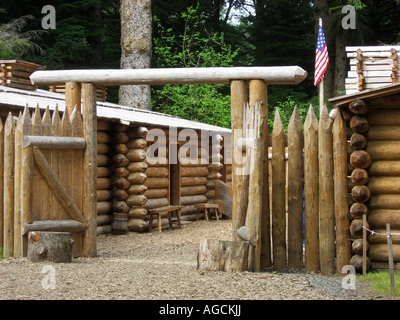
[49,84,107,102]
[0,60,46,91]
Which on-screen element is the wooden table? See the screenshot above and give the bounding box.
[148,205,183,232]
[195,203,220,221]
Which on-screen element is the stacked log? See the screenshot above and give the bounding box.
[110,124,132,234]
[96,120,114,235]
[206,134,223,203]
[366,107,400,265]
[345,99,372,272]
[121,126,149,232]
[180,140,209,221]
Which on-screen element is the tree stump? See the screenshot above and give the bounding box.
[197,239,250,272]
[27,231,74,263]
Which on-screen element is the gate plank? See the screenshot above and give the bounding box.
[32,146,85,223]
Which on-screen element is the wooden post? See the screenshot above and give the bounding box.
[363,214,367,275]
[71,106,84,256]
[271,110,286,271]
[41,107,52,223]
[4,113,15,257]
[231,80,248,241]
[333,109,351,274]
[21,107,32,256]
[244,104,264,272]
[13,113,23,257]
[386,223,395,296]
[0,117,3,250]
[287,106,304,269]
[304,105,319,272]
[319,104,335,274]
[51,106,63,221]
[81,83,97,257]
[65,82,81,114]
[249,79,270,269]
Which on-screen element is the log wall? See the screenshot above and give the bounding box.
[96,120,113,235]
[342,99,400,271]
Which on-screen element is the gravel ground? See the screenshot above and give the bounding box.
[0,219,393,301]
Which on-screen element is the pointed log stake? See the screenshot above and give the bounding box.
[13,113,23,257]
[333,109,351,274]
[0,117,3,250]
[287,106,304,269]
[51,105,62,220]
[249,79,270,269]
[244,103,264,272]
[41,106,52,222]
[21,106,33,246]
[32,146,85,223]
[31,105,43,224]
[271,110,286,271]
[319,104,335,274]
[304,105,319,272]
[4,113,15,257]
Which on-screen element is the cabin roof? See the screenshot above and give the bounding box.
[329,83,400,107]
[0,85,231,134]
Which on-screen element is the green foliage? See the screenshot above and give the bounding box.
[268,94,321,133]
[151,4,237,128]
[0,13,44,59]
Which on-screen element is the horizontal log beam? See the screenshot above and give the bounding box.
[23,136,86,149]
[22,220,87,235]
[30,66,308,86]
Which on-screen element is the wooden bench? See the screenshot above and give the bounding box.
[195,203,220,221]
[148,205,183,232]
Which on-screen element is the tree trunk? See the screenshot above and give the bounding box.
[119,0,152,109]
[27,231,74,263]
[197,239,250,272]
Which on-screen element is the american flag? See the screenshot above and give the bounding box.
[314,24,329,86]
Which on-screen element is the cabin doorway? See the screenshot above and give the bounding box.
[169,143,181,206]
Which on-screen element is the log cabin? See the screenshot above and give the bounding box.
[0,60,232,237]
[330,82,400,271]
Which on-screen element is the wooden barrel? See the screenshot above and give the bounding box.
[111,212,128,235]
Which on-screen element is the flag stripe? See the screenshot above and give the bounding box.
[314,25,329,86]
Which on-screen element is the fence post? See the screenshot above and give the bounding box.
[287,106,304,269]
[81,83,97,257]
[304,105,319,272]
[4,113,15,257]
[13,114,23,257]
[0,118,3,251]
[249,79,271,269]
[231,80,248,241]
[333,109,351,274]
[65,81,81,115]
[319,104,336,274]
[271,110,286,271]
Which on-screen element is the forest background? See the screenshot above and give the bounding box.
[0,0,399,129]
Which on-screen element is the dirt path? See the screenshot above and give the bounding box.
[0,219,385,300]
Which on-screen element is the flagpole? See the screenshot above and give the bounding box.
[318,18,324,110]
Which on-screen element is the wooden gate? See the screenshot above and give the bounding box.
[1,82,98,258]
[20,105,86,257]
